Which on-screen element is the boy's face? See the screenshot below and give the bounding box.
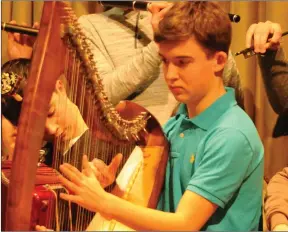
[159,37,223,105]
[44,80,78,142]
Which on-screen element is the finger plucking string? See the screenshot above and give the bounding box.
[59,192,83,203]
[59,164,83,186]
[58,175,81,194]
[82,155,90,170]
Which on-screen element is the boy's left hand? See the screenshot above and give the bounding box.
[58,155,108,213]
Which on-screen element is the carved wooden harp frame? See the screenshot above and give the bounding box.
[5,2,169,231]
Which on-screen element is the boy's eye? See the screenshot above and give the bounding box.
[176,59,190,66]
[162,58,168,64]
[48,106,55,117]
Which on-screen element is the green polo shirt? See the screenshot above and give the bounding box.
[157,87,264,231]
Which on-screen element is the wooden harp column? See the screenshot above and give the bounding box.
[5,2,66,230]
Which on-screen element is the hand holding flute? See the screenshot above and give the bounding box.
[4,20,39,60]
[235,21,287,58]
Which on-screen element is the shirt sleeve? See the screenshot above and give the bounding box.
[187,127,255,208]
[257,47,288,114]
[265,167,288,230]
[78,15,162,105]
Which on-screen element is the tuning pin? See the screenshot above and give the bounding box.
[143,128,148,134]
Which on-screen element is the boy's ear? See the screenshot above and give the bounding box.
[55,79,65,94]
[213,51,228,73]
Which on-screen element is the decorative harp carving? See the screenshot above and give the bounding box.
[4,1,169,231]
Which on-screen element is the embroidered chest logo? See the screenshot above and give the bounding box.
[190,154,195,163]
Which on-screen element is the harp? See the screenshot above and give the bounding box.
[4,1,169,231]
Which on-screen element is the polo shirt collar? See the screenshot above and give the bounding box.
[176,87,237,130]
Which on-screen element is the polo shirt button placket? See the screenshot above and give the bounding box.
[179,133,185,138]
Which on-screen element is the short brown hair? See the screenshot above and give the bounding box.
[155,2,231,57]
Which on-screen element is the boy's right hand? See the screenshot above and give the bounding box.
[7,20,39,60]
